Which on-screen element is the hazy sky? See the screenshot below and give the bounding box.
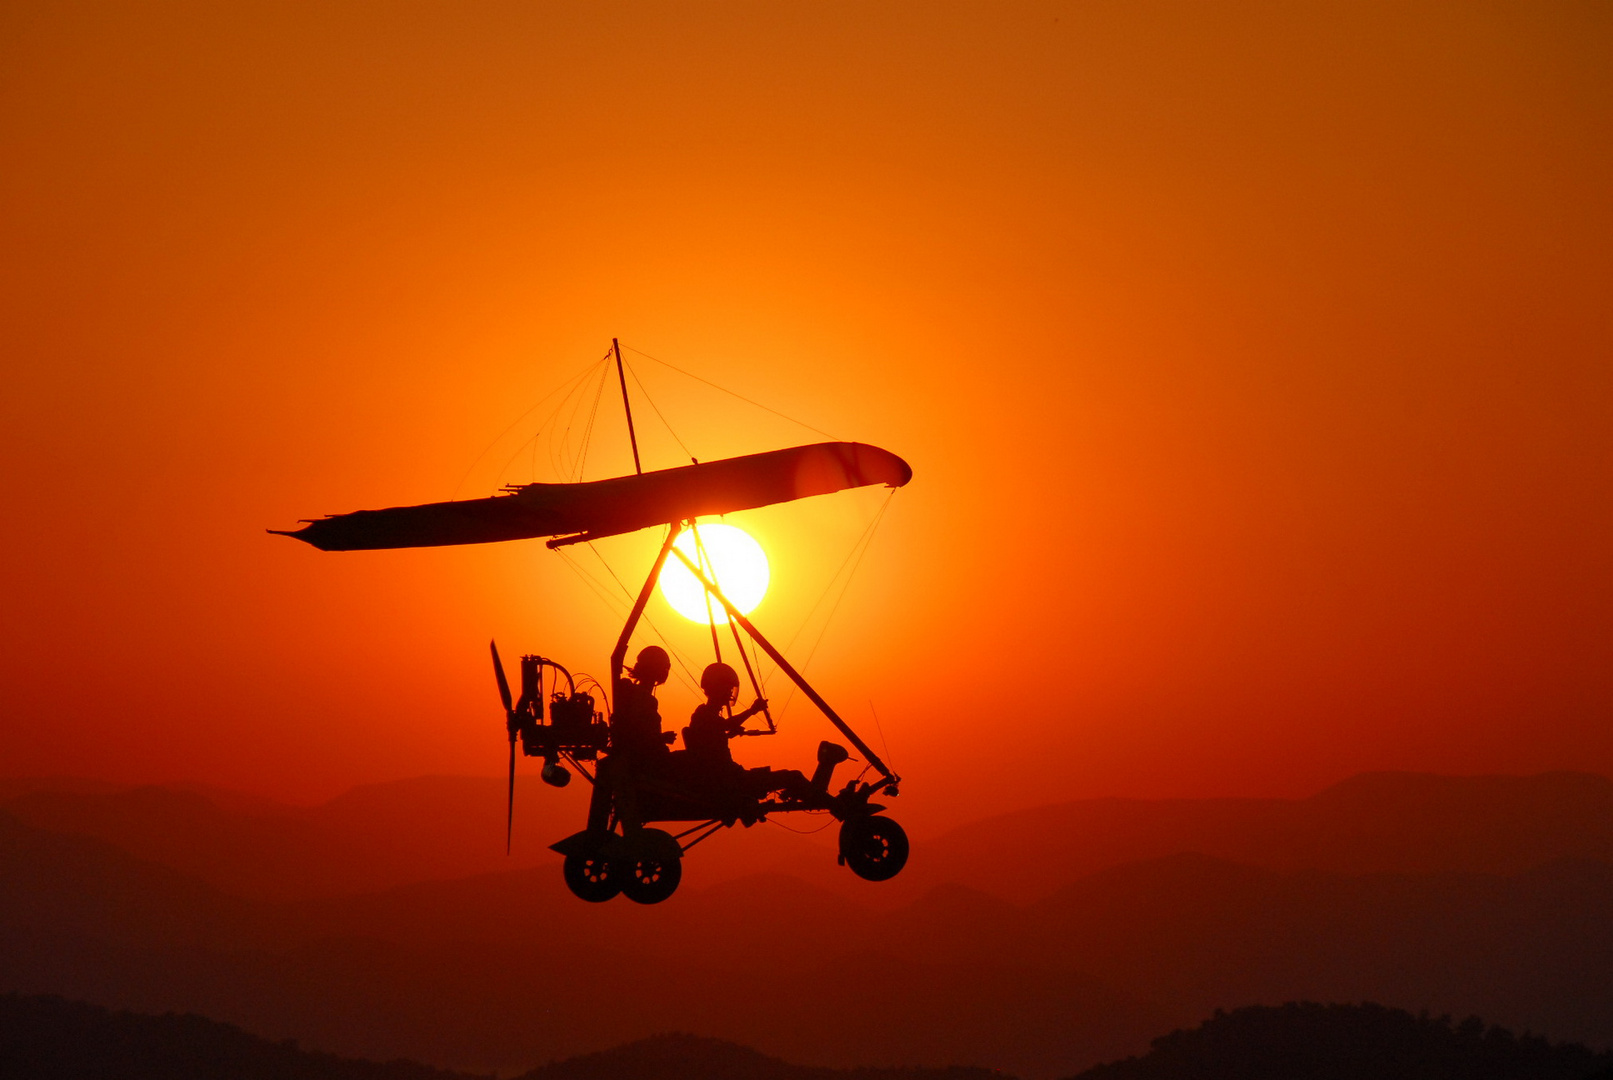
[2,1,1609,830]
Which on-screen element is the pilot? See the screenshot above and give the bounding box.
[611,645,673,760]
[592,645,673,832]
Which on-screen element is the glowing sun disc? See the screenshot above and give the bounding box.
[660,524,769,625]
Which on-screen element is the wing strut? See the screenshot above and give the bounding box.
[666,540,898,785]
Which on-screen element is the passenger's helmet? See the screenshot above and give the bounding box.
[632,646,671,686]
[700,662,740,697]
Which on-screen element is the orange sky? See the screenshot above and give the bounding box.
[2,1,1609,832]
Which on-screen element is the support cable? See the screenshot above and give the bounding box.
[763,490,896,687]
[622,343,841,442]
[775,491,895,718]
[485,357,604,493]
[449,351,607,501]
[624,360,697,462]
[582,542,700,693]
[571,358,612,482]
[869,698,895,776]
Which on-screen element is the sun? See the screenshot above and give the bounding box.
[659,523,769,625]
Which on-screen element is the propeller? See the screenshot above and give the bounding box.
[492,640,516,854]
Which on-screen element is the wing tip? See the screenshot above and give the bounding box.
[847,441,913,488]
[267,524,333,550]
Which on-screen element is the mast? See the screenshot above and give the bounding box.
[612,338,642,475]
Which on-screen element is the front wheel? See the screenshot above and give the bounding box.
[839,815,909,881]
[562,852,620,902]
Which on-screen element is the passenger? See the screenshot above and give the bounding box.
[683,662,767,771]
[684,663,813,804]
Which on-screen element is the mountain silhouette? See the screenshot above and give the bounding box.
[11,770,1613,907]
[7,772,1613,1077]
[0,777,839,902]
[0,994,1007,1080]
[1068,1001,1613,1080]
[516,1032,1007,1080]
[911,772,1613,901]
[9,994,1609,1080]
[0,993,481,1080]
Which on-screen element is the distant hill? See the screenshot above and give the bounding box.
[0,808,256,950]
[1070,1002,1613,1080]
[0,776,838,902]
[912,771,1613,902]
[8,994,1608,1080]
[0,993,479,1080]
[0,778,560,901]
[0,809,1166,1077]
[10,770,1612,906]
[0,995,1004,1080]
[8,771,1613,1077]
[517,1032,1007,1080]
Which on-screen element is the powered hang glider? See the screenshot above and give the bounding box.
[274,342,913,903]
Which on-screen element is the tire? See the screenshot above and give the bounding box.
[618,828,683,904]
[562,852,620,902]
[839,815,909,881]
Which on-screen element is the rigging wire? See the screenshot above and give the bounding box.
[543,363,590,480]
[552,545,631,619]
[760,488,896,693]
[569,359,613,482]
[774,490,896,718]
[868,698,895,775]
[551,545,702,702]
[497,381,584,491]
[550,358,608,481]
[457,353,605,499]
[623,360,697,462]
[621,343,841,442]
[582,541,701,694]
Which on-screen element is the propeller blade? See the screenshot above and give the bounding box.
[506,733,516,856]
[491,640,513,713]
[493,639,517,855]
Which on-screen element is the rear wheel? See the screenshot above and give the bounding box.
[840,815,909,881]
[618,828,683,904]
[562,852,620,902]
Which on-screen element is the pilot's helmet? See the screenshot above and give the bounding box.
[700,662,740,700]
[631,646,671,686]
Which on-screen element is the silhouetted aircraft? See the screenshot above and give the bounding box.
[274,342,912,903]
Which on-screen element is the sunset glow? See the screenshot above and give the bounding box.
[1,0,1608,827]
[4,4,1613,1073]
[659,524,769,625]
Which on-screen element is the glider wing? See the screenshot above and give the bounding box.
[272,441,911,552]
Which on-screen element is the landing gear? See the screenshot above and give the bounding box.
[556,827,684,903]
[839,815,909,881]
[562,852,620,902]
[619,828,683,904]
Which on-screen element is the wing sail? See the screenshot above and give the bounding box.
[272,441,911,552]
